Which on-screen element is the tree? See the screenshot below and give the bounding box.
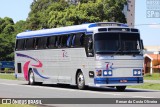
[0,17,15,61]
[3,25,14,34]
[14,20,27,33]
[27,0,127,29]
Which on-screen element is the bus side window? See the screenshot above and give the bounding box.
[25,38,34,50]
[47,36,56,48]
[34,38,39,49]
[37,37,47,49]
[16,39,25,50]
[74,33,81,47]
[85,35,94,57]
[56,36,61,48]
[71,35,76,47]
[67,35,72,47]
[71,33,85,47]
[61,35,68,48]
[80,33,85,46]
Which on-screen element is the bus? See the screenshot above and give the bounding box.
[15,22,144,91]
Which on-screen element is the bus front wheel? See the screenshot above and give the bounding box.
[28,70,35,85]
[116,86,126,92]
[77,72,85,90]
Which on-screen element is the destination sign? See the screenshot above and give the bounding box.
[97,23,128,27]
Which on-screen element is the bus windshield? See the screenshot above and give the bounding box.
[94,33,142,55]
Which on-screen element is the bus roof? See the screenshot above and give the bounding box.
[16,22,129,39]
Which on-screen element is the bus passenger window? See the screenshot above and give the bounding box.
[71,35,76,47]
[56,36,61,48]
[74,33,84,47]
[37,37,47,49]
[34,38,39,49]
[67,35,71,47]
[16,39,25,50]
[25,38,35,50]
[80,34,85,46]
[61,35,68,48]
[47,36,56,48]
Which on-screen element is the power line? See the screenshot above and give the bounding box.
[134,23,160,26]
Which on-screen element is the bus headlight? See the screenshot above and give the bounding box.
[138,70,141,75]
[133,69,141,76]
[108,71,112,75]
[134,71,137,75]
[104,71,108,75]
[103,70,112,76]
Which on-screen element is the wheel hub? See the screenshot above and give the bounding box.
[78,74,84,86]
[30,72,34,83]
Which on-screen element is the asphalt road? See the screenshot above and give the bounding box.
[0,79,160,107]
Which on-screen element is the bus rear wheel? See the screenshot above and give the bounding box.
[116,86,126,92]
[28,70,35,85]
[77,72,85,90]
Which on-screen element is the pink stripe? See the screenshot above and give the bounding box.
[31,60,42,68]
[106,64,109,70]
[23,61,30,80]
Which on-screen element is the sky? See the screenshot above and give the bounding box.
[0,0,33,22]
[135,0,160,46]
[0,0,160,46]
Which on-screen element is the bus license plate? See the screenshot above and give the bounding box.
[120,80,128,83]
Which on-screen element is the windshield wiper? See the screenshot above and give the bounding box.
[111,47,121,57]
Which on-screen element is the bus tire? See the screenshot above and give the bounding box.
[28,70,35,85]
[77,72,85,90]
[116,86,126,92]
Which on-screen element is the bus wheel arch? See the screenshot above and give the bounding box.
[76,69,86,90]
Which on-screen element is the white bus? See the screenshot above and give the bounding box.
[15,22,144,91]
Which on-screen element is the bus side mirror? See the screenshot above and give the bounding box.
[88,41,94,57]
[140,40,144,49]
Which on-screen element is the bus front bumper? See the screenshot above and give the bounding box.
[89,77,143,87]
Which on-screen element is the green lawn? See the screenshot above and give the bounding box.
[128,83,160,90]
[0,73,17,80]
[144,73,160,80]
[128,73,160,90]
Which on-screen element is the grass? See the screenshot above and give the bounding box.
[128,73,160,90]
[128,83,160,90]
[144,73,160,80]
[0,73,17,80]
[0,105,36,107]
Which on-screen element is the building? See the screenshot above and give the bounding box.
[123,0,135,27]
[65,0,79,4]
[144,54,160,74]
[143,46,160,74]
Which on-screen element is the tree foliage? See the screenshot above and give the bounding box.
[27,0,127,29]
[0,17,15,61]
[0,0,127,61]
